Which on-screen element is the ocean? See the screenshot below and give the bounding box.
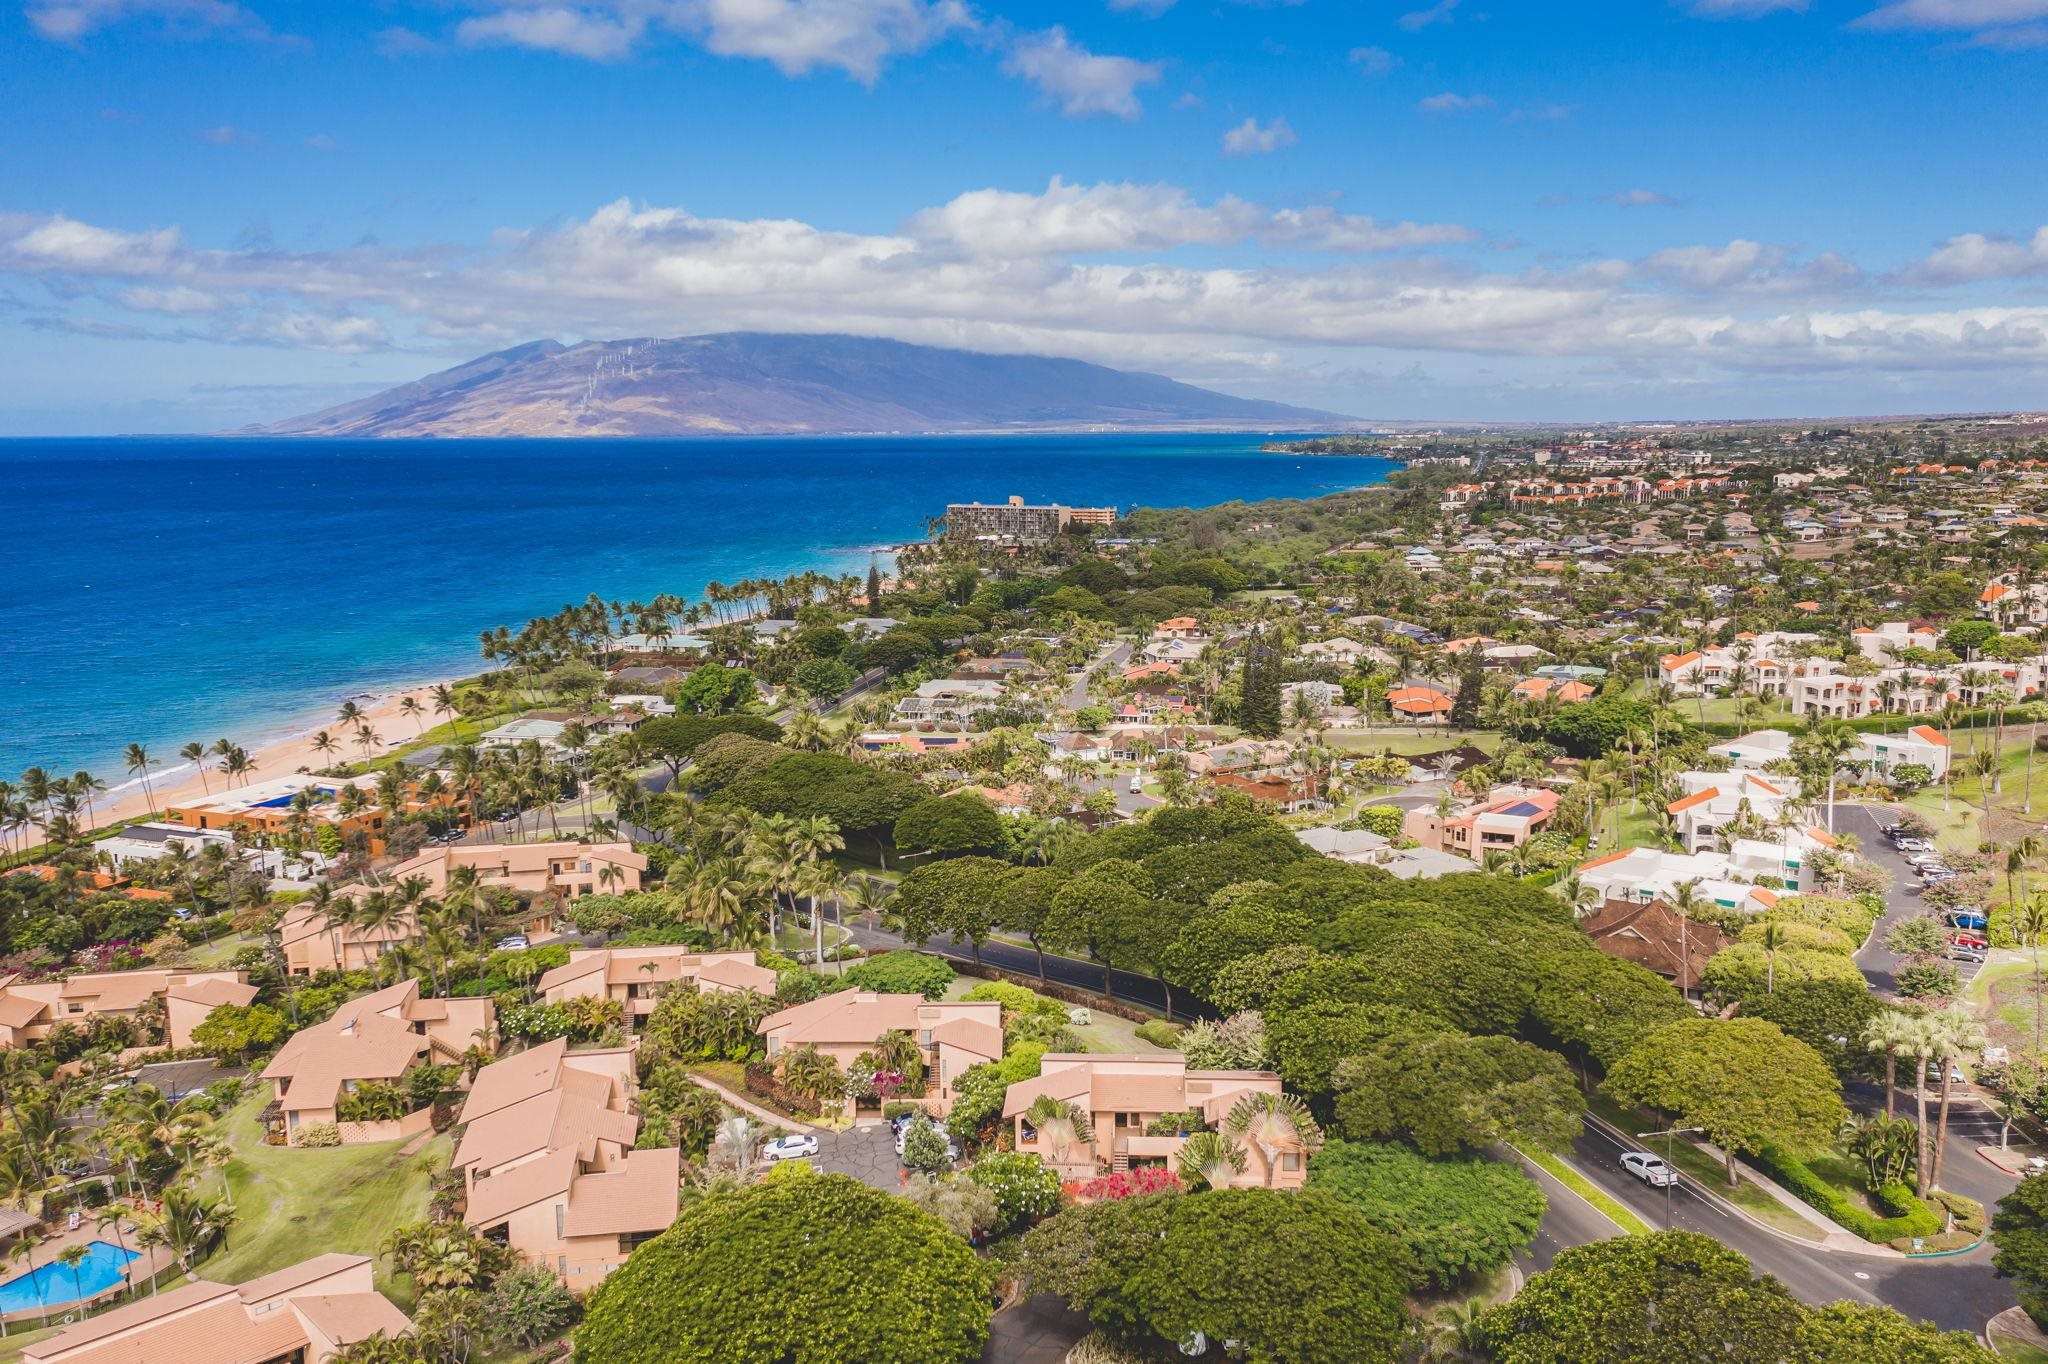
[0,434,1391,783]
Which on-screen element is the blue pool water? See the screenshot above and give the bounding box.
[0,1241,138,1313]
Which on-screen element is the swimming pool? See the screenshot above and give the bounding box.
[0,1241,138,1314]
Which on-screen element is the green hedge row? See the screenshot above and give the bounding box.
[1752,1142,1941,1242]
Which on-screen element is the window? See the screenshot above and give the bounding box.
[556,1204,565,1237]
[1281,1153,1300,1172]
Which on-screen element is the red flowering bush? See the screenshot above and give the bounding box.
[1062,1168,1182,1202]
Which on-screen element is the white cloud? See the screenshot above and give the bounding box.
[1221,116,1296,156]
[1347,44,1396,75]
[1416,91,1491,113]
[1397,0,1456,31]
[1108,0,1176,13]
[1898,226,2048,285]
[906,179,1472,257]
[1264,206,1478,252]
[5,196,2047,389]
[374,25,440,56]
[199,123,260,147]
[909,178,1263,256]
[25,0,267,41]
[1003,27,1163,119]
[1604,187,1680,207]
[1855,0,2048,29]
[456,7,646,61]
[675,0,972,80]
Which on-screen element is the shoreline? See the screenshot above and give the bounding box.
[10,442,1390,822]
[76,676,471,835]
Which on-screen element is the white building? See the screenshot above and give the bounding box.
[1856,726,1953,781]
[1708,729,1798,769]
[1665,772,1796,854]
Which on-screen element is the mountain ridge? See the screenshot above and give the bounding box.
[249,332,1355,437]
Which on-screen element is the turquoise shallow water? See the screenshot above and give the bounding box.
[0,433,1387,782]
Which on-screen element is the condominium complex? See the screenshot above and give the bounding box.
[944,495,1118,541]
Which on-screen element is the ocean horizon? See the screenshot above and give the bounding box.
[0,433,1390,783]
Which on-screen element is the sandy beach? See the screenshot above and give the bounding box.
[79,680,465,833]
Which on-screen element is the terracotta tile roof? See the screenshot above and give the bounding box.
[0,993,47,1029]
[454,1087,638,1176]
[260,1009,426,1112]
[564,1147,682,1237]
[288,1293,412,1348]
[927,1017,1003,1062]
[1908,725,1950,746]
[695,957,779,993]
[465,1146,578,1228]
[459,1037,571,1124]
[1666,789,1717,815]
[166,978,259,1010]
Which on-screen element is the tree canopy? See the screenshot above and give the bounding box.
[1306,1140,1546,1288]
[572,1172,990,1363]
[1605,1018,1845,1175]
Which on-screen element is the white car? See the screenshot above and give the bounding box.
[762,1134,821,1163]
[1620,1152,1678,1187]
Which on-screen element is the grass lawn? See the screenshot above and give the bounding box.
[940,977,1177,1054]
[1328,729,1502,757]
[1585,1092,1826,1242]
[1679,694,1798,728]
[197,1093,449,1308]
[177,931,261,969]
[1990,1317,2048,1364]
[1605,798,1668,854]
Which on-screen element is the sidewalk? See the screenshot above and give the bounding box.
[682,1070,818,1135]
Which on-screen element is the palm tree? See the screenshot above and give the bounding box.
[7,1236,49,1327]
[1756,918,1789,995]
[1022,1095,1094,1167]
[1903,1013,1941,1197]
[1223,1092,1323,1188]
[55,1244,88,1314]
[1666,878,1708,999]
[2022,891,2048,1060]
[1925,999,1990,1187]
[1863,1010,1919,1120]
[310,731,340,766]
[431,684,461,741]
[1174,1130,1247,1190]
[122,744,157,814]
[178,743,211,796]
[399,696,426,736]
[337,700,363,729]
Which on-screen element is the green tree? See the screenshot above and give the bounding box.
[838,950,954,999]
[572,1173,990,1363]
[1332,1029,1584,1156]
[1993,1170,2048,1328]
[1793,1302,1997,1363]
[892,857,1008,965]
[190,1003,288,1060]
[894,794,1004,857]
[1021,1189,1415,1364]
[1307,1140,1545,1289]
[1482,1232,1807,1364]
[1605,1018,1846,1185]
[672,666,758,716]
[964,1152,1062,1232]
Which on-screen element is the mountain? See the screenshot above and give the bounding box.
[252,333,1353,437]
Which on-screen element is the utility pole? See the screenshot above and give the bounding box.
[1637,1125,1703,1230]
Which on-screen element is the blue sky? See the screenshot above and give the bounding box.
[2,0,2046,429]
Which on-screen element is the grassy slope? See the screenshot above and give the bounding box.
[196,1093,448,1307]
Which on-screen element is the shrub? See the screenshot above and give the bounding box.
[1064,1168,1181,1202]
[487,1263,580,1348]
[1751,1142,1940,1243]
[837,950,955,999]
[293,1122,341,1148]
[1307,1140,1545,1288]
[1132,1020,1182,1048]
[965,1152,1063,1233]
[1144,1111,1207,1137]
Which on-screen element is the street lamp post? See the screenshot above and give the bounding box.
[1637,1126,1703,1231]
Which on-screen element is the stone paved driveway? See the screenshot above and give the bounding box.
[813,1123,901,1190]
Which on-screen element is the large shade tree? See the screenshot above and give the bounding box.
[571,1172,990,1363]
[1604,1018,1845,1185]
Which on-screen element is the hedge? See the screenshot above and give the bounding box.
[1751,1142,1940,1242]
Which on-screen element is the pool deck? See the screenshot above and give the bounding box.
[0,1210,177,1329]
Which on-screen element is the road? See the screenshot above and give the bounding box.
[1513,798,2021,1331]
[1531,1113,2018,1332]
